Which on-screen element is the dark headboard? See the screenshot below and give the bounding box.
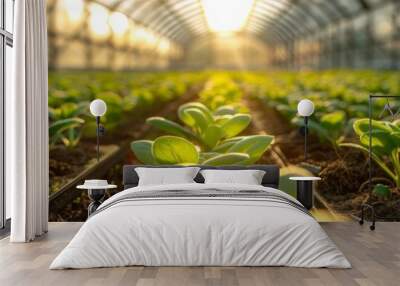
[123,165,280,189]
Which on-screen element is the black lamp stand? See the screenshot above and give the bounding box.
[89,116,106,217]
[304,116,309,161]
[88,189,106,216]
[359,94,400,230]
[95,116,105,162]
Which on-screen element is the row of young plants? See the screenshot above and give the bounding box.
[131,74,274,166]
[240,70,400,198]
[48,71,206,149]
[198,74,246,112]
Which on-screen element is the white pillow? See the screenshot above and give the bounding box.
[135,167,200,186]
[200,169,266,185]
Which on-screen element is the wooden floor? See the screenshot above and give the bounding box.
[0,222,399,286]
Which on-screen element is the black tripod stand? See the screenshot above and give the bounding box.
[359,94,400,230]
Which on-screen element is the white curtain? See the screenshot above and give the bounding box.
[7,0,49,242]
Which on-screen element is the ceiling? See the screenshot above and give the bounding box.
[94,0,389,46]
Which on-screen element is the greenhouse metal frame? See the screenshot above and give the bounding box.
[47,0,400,70]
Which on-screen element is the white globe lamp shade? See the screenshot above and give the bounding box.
[297,99,314,117]
[90,99,107,117]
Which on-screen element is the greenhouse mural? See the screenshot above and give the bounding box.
[47,0,400,222]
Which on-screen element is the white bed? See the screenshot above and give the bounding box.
[50,182,351,269]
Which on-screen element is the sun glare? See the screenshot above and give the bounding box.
[89,3,110,38]
[62,0,84,22]
[202,0,254,33]
[158,40,170,55]
[109,12,129,35]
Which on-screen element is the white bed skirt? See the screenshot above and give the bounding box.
[50,184,351,269]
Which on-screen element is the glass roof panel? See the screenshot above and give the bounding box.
[365,0,384,6]
[117,1,137,12]
[285,6,318,30]
[323,2,343,19]
[169,0,197,10]
[255,0,288,17]
[336,0,362,14]
[95,0,122,6]
[246,0,292,39]
[86,0,391,46]
[306,3,331,24]
[168,0,206,33]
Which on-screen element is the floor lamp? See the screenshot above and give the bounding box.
[90,99,107,162]
[297,99,314,161]
[84,99,108,216]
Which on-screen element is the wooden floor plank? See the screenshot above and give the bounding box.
[0,222,399,286]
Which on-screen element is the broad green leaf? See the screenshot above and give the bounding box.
[146,117,195,139]
[214,115,233,125]
[178,102,214,124]
[152,136,199,164]
[49,117,84,138]
[199,152,220,162]
[179,108,196,127]
[202,125,224,149]
[130,140,156,164]
[184,108,210,134]
[222,136,248,143]
[354,119,399,155]
[211,136,246,153]
[214,105,237,116]
[359,130,399,155]
[202,152,250,166]
[221,114,251,138]
[354,119,392,136]
[228,135,274,164]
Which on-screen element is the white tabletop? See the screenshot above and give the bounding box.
[289,177,321,181]
[77,184,117,190]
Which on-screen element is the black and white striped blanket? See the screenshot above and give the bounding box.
[92,189,311,218]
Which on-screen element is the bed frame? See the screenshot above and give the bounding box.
[123,165,280,189]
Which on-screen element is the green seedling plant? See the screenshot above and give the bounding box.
[48,102,87,149]
[372,184,392,200]
[49,117,85,148]
[292,111,347,150]
[340,119,400,188]
[131,102,274,166]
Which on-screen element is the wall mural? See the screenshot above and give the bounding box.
[47,0,400,222]
[48,70,400,222]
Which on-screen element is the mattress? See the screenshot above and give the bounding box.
[50,183,351,269]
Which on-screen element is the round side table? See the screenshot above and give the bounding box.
[77,184,117,217]
[289,177,321,210]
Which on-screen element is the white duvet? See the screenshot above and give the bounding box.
[50,183,351,269]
